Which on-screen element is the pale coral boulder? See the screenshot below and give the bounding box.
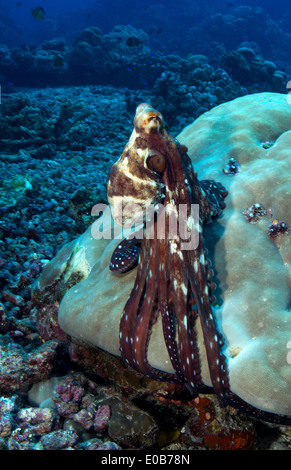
[179,92,291,415]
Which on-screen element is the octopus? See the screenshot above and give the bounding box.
[107,103,291,424]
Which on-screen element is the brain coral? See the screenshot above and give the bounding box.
[35,92,291,417]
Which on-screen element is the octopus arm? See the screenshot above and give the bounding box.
[110,236,141,273]
[199,180,228,222]
[157,237,205,392]
[177,145,227,222]
[119,232,179,383]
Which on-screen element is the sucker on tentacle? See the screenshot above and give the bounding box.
[107,103,291,425]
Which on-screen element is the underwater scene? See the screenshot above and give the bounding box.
[1,0,291,454]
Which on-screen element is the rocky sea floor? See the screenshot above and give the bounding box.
[1,85,291,451]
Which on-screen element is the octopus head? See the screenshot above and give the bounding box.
[107,103,167,227]
[133,103,165,135]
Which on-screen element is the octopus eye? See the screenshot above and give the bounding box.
[147,154,166,174]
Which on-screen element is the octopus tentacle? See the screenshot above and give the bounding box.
[119,225,179,383]
[128,236,160,377]
[110,236,141,273]
[188,272,230,405]
[159,299,185,384]
[118,241,150,367]
[224,391,291,424]
[165,253,204,392]
[155,236,185,383]
[161,136,225,395]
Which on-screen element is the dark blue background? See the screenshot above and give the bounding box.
[1,0,290,47]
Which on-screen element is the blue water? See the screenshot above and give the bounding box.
[1,0,290,48]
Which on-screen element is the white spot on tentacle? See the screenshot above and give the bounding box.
[181,283,187,296]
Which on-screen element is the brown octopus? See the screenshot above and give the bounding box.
[107,103,291,425]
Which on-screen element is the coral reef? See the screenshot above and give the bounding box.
[0,25,158,89]
[66,26,105,79]
[2,85,291,450]
[151,61,246,127]
[0,369,257,450]
[184,6,291,67]
[1,21,288,100]
[2,21,287,134]
[1,373,121,450]
[1,0,291,449]
[0,338,63,393]
[0,90,96,152]
[220,46,287,92]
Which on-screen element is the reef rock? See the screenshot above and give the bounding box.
[33,92,291,418]
[220,46,287,92]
